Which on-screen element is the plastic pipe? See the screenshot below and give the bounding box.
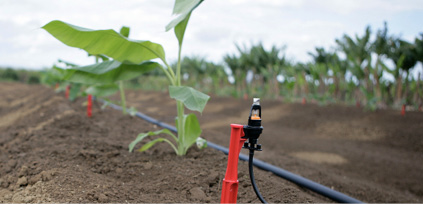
[221,124,247,203]
[97,99,363,203]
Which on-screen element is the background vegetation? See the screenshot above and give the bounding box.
[2,23,422,110]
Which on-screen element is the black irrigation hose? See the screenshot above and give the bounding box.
[98,99,363,203]
[249,150,267,203]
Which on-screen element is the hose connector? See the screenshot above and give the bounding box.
[243,98,263,151]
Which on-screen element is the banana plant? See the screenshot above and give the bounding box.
[371,22,389,101]
[42,0,208,156]
[387,38,418,105]
[49,60,85,101]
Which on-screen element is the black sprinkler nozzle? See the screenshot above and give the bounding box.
[243,98,263,151]
[243,98,267,203]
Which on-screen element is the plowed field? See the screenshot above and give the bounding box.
[1,82,422,203]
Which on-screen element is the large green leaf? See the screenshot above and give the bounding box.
[182,113,201,151]
[175,113,202,153]
[174,13,191,46]
[85,84,119,97]
[166,0,202,32]
[62,60,159,85]
[42,20,166,63]
[169,86,210,113]
[128,129,177,152]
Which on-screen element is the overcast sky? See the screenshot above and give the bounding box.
[1,0,423,72]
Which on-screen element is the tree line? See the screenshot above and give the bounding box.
[135,23,421,110]
[2,23,422,110]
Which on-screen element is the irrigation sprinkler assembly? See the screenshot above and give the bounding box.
[242,98,267,203]
[221,98,268,203]
[96,98,363,203]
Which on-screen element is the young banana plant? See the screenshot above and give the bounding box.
[42,0,209,156]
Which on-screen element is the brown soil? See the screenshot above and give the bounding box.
[0,83,324,203]
[123,88,423,203]
[1,83,422,203]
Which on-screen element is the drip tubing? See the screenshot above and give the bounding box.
[249,150,267,203]
[98,98,363,203]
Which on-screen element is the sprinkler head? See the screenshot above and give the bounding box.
[253,98,260,105]
[243,98,263,151]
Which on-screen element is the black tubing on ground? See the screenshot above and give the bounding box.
[99,99,363,203]
[249,150,267,203]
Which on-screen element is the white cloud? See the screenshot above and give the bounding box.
[311,0,423,15]
[0,0,422,69]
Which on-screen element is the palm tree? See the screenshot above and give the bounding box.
[225,42,286,98]
[205,62,229,95]
[371,22,389,101]
[387,38,418,105]
[308,47,331,95]
[223,53,246,97]
[336,26,372,103]
[327,53,349,100]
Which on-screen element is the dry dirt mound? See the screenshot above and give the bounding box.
[0,83,326,203]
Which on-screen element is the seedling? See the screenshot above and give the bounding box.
[42,0,209,156]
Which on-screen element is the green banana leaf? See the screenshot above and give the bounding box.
[85,84,119,97]
[175,113,202,152]
[129,129,177,152]
[169,85,209,113]
[62,60,159,85]
[166,0,203,32]
[42,20,166,63]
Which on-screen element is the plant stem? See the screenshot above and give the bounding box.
[159,63,176,85]
[176,45,185,155]
[119,81,127,115]
[164,60,176,80]
[176,46,182,86]
[176,100,185,155]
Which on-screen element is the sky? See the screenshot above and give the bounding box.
[0,0,423,74]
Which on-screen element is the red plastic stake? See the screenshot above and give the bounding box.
[55,83,59,90]
[401,104,406,116]
[302,97,306,105]
[87,94,92,117]
[221,124,247,204]
[356,100,360,108]
[65,85,70,99]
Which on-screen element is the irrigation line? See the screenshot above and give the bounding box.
[98,98,363,203]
